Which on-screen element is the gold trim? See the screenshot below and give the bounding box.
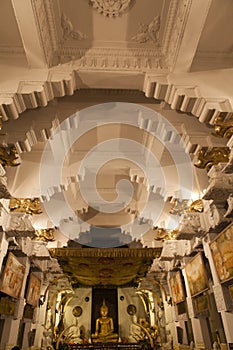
[9,197,42,215]
[49,247,162,259]
[194,147,230,171]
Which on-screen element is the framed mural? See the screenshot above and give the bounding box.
[0,297,16,316]
[185,253,209,297]
[210,223,233,283]
[0,252,25,299]
[229,284,233,302]
[26,273,41,307]
[169,271,186,304]
[194,294,209,314]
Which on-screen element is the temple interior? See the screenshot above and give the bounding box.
[0,0,233,350]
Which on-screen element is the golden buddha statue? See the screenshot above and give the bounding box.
[91,299,118,343]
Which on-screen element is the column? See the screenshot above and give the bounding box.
[3,256,30,349]
[182,269,211,349]
[203,236,233,345]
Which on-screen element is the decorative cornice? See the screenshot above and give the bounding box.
[0,46,25,56]
[58,46,166,71]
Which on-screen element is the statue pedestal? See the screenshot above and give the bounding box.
[69,344,142,350]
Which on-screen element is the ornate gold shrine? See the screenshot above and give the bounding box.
[49,248,162,288]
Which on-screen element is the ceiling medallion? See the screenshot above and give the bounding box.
[90,0,132,17]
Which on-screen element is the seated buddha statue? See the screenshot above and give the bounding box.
[91,299,118,343]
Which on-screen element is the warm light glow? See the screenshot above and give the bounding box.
[190,192,200,200]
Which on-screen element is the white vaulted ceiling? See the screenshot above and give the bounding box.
[0,0,232,250]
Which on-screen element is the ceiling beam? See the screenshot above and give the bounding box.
[173,0,213,72]
[11,0,47,68]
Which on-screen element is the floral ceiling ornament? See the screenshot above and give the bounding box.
[61,13,87,40]
[90,0,132,17]
[131,15,160,43]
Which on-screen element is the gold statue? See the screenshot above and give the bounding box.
[91,299,118,343]
[9,197,42,215]
[194,147,230,171]
[153,227,178,241]
[34,228,55,242]
[0,144,20,167]
[212,116,233,139]
[187,199,204,213]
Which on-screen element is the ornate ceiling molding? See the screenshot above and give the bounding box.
[31,0,60,67]
[0,46,25,56]
[162,0,192,68]
[29,0,194,71]
[89,0,132,17]
[131,16,160,44]
[61,13,87,41]
[58,46,166,70]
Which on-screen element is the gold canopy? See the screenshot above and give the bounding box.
[49,248,162,288]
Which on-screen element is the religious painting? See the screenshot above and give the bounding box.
[194,294,209,314]
[210,223,233,283]
[169,271,186,304]
[23,304,34,319]
[185,253,209,297]
[0,253,25,299]
[26,273,41,307]
[0,297,16,316]
[176,301,187,315]
[229,284,233,302]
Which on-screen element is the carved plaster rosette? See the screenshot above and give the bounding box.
[90,0,132,17]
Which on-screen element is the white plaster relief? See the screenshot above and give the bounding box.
[31,241,50,258]
[203,173,233,202]
[131,16,160,44]
[61,13,87,41]
[31,0,59,66]
[162,0,192,67]
[90,0,132,17]
[225,194,233,217]
[213,284,227,312]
